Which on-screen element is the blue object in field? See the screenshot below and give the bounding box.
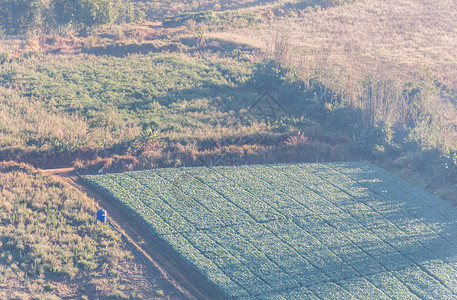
[97,208,107,223]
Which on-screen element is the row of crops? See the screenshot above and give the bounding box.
[86,162,457,299]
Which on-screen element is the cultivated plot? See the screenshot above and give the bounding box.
[87,162,457,299]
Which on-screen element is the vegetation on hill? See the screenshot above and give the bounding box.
[0,48,370,169]
[206,0,457,200]
[1,0,457,297]
[0,86,90,153]
[0,162,181,299]
[0,33,456,200]
[0,0,144,35]
[215,0,457,87]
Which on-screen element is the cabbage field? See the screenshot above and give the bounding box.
[86,163,457,299]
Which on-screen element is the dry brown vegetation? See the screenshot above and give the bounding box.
[209,0,457,173]
[212,0,457,88]
[0,1,457,297]
[0,87,91,151]
[0,162,184,299]
[1,0,456,298]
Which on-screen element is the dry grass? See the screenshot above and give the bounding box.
[0,87,92,151]
[0,162,183,299]
[0,37,21,50]
[208,0,457,155]
[137,0,288,20]
[211,0,457,88]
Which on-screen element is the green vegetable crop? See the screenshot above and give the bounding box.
[86,162,457,299]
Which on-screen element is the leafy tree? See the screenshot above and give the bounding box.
[0,0,43,34]
[0,0,143,35]
[132,127,161,152]
[112,0,144,23]
[51,0,113,30]
[186,19,207,47]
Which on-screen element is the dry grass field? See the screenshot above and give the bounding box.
[0,162,186,299]
[211,0,457,89]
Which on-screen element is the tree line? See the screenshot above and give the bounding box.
[0,0,144,35]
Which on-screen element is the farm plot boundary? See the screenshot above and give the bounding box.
[75,172,227,300]
[85,163,457,299]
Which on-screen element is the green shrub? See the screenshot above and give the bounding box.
[52,0,114,31]
[163,11,216,28]
[107,290,128,299]
[0,0,43,35]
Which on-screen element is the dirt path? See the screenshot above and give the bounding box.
[43,168,224,300]
[40,167,75,174]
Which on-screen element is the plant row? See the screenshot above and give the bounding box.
[86,163,457,299]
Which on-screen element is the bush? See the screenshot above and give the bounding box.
[0,0,43,35]
[52,0,114,31]
[0,0,143,35]
[162,11,216,28]
[353,120,394,155]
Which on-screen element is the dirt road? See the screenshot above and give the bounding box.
[42,168,225,300]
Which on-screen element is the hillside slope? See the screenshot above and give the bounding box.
[0,162,185,299]
[211,0,457,88]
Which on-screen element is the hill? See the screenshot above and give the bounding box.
[211,0,457,89]
[1,0,457,298]
[0,1,456,201]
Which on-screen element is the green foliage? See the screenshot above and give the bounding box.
[397,73,457,155]
[215,10,263,29]
[186,19,207,47]
[0,0,143,35]
[0,44,454,196]
[0,52,279,164]
[132,127,161,152]
[88,162,457,299]
[163,11,216,28]
[0,86,94,154]
[111,0,145,24]
[52,0,114,30]
[354,121,394,154]
[107,290,129,299]
[0,53,250,133]
[293,0,354,9]
[162,8,263,30]
[0,52,11,64]
[248,59,345,123]
[50,137,88,153]
[249,59,288,92]
[0,0,44,34]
